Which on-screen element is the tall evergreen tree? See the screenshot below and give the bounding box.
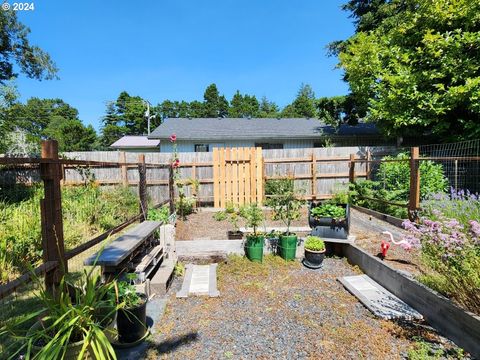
[203,84,229,117]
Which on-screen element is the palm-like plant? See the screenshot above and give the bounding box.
[1,267,119,360]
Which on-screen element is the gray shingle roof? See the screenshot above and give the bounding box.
[110,136,160,148]
[148,118,379,141]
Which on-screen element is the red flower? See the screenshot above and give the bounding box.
[170,134,177,142]
[172,159,180,168]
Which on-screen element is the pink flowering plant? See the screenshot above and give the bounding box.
[402,189,480,314]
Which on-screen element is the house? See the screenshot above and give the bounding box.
[110,136,160,152]
[147,118,391,152]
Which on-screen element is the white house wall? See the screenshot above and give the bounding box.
[159,139,314,152]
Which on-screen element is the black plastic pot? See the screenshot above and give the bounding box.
[117,293,148,344]
[227,230,244,240]
[303,248,326,269]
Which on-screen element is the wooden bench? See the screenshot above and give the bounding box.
[84,220,163,283]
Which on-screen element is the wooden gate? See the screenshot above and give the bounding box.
[212,147,263,208]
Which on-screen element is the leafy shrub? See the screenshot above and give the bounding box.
[241,203,264,236]
[403,213,480,314]
[310,203,346,220]
[213,211,227,221]
[349,152,448,219]
[176,196,196,219]
[304,236,325,251]
[265,178,304,234]
[148,206,170,223]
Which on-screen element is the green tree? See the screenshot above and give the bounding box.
[44,116,97,151]
[281,83,317,118]
[203,83,229,117]
[333,0,480,140]
[229,90,259,118]
[0,10,57,84]
[258,96,280,118]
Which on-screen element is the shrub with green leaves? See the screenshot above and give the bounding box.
[241,203,264,236]
[349,152,448,218]
[265,178,304,234]
[148,206,170,223]
[304,236,325,251]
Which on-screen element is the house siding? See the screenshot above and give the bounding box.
[159,139,316,152]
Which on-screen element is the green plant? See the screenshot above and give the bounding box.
[265,178,304,234]
[0,183,138,283]
[117,274,143,309]
[241,203,264,236]
[213,205,243,232]
[0,269,118,359]
[175,196,196,220]
[148,206,170,223]
[310,203,346,220]
[304,236,325,251]
[331,187,349,204]
[174,262,185,276]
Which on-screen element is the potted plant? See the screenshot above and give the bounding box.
[303,235,326,269]
[116,274,148,345]
[309,201,349,231]
[266,178,304,261]
[241,203,265,262]
[1,270,118,360]
[213,203,244,240]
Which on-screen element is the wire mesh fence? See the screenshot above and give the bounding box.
[419,139,480,193]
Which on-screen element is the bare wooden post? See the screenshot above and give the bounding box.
[40,140,66,292]
[138,154,147,222]
[366,149,371,180]
[311,153,317,199]
[119,151,128,186]
[409,147,420,221]
[349,154,356,183]
[168,165,175,214]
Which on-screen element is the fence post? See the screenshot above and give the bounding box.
[366,149,371,180]
[168,165,175,214]
[349,154,356,183]
[119,151,128,186]
[409,147,420,221]
[40,140,67,293]
[311,152,317,199]
[138,154,147,222]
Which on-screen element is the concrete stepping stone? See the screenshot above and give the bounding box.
[339,274,423,321]
[176,264,220,298]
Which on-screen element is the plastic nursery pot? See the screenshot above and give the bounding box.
[227,230,244,240]
[29,320,91,360]
[303,248,326,269]
[245,235,265,263]
[117,293,148,344]
[278,234,298,261]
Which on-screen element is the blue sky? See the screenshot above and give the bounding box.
[16,0,354,131]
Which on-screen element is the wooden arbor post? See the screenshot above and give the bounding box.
[40,140,67,292]
[409,147,420,221]
[138,154,147,222]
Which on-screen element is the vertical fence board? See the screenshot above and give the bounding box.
[213,148,220,208]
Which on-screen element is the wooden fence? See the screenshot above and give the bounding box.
[0,140,173,299]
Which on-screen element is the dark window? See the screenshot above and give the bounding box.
[194,144,209,152]
[255,143,284,150]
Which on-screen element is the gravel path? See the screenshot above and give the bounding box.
[144,256,460,359]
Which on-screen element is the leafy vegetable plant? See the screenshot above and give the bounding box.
[304,236,325,252]
[310,203,346,220]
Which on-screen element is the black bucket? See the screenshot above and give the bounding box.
[117,293,148,344]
